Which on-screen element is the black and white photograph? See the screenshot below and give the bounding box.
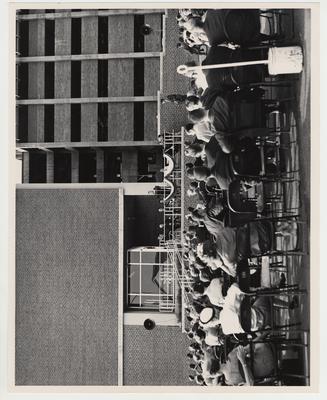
[7,2,318,391]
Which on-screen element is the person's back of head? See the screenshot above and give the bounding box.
[191,208,203,222]
[193,165,210,181]
[188,108,208,124]
[186,167,195,179]
[195,374,206,385]
[185,122,194,133]
[185,142,203,158]
[202,239,217,258]
[189,237,199,248]
[199,269,211,283]
[192,300,204,315]
[192,281,205,297]
[187,95,200,103]
[191,321,200,332]
[188,224,197,233]
[189,342,200,351]
[185,16,204,33]
[189,180,198,190]
[195,328,206,340]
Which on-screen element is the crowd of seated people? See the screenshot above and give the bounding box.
[176,9,208,54]
[175,8,278,56]
[181,129,299,386]
[169,9,301,386]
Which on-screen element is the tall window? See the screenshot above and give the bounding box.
[127,248,175,312]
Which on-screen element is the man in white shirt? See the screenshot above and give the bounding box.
[204,277,225,307]
[219,283,253,335]
[219,283,298,335]
[204,326,224,346]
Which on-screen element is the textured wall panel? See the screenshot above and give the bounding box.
[16,188,120,385]
[81,16,98,54]
[107,103,133,141]
[107,60,134,97]
[108,15,134,52]
[144,14,162,52]
[28,105,44,142]
[28,62,45,99]
[123,326,192,386]
[28,19,45,56]
[54,104,71,142]
[80,17,98,141]
[144,58,160,96]
[54,12,71,160]
[55,18,71,55]
[81,60,98,141]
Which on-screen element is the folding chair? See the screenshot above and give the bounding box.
[259,9,295,45]
[230,134,300,185]
[226,180,300,224]
[242,330,310,385]
[239,285,307,336]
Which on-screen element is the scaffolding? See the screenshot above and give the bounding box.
[152,127,193,329]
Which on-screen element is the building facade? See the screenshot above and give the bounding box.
[15,8,194,386]
[16,8,165,184]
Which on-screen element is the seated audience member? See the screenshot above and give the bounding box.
[187,163,233,192]
[178,61,208,90]
[185,121,216,143]
[219,282,299,335]
[194,219,273,277]
[192,277,225,307]
[201,351,221,381]
[217,343,275,386]
[187,140,261,190]
[185,9,261,47]
[162,94,187,105]
[202,46,265,91]
[197,239,237,277]
[199,268,213,283]
[203,326,224,346]
[189,94,269,146]
[199,306,221,329]
[204,9,262,46]
[185,95,203,111]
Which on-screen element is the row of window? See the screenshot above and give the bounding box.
[17,14,159,57]
[25,149,162,183]
[17,59,148,100]
[17,102,151,143]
